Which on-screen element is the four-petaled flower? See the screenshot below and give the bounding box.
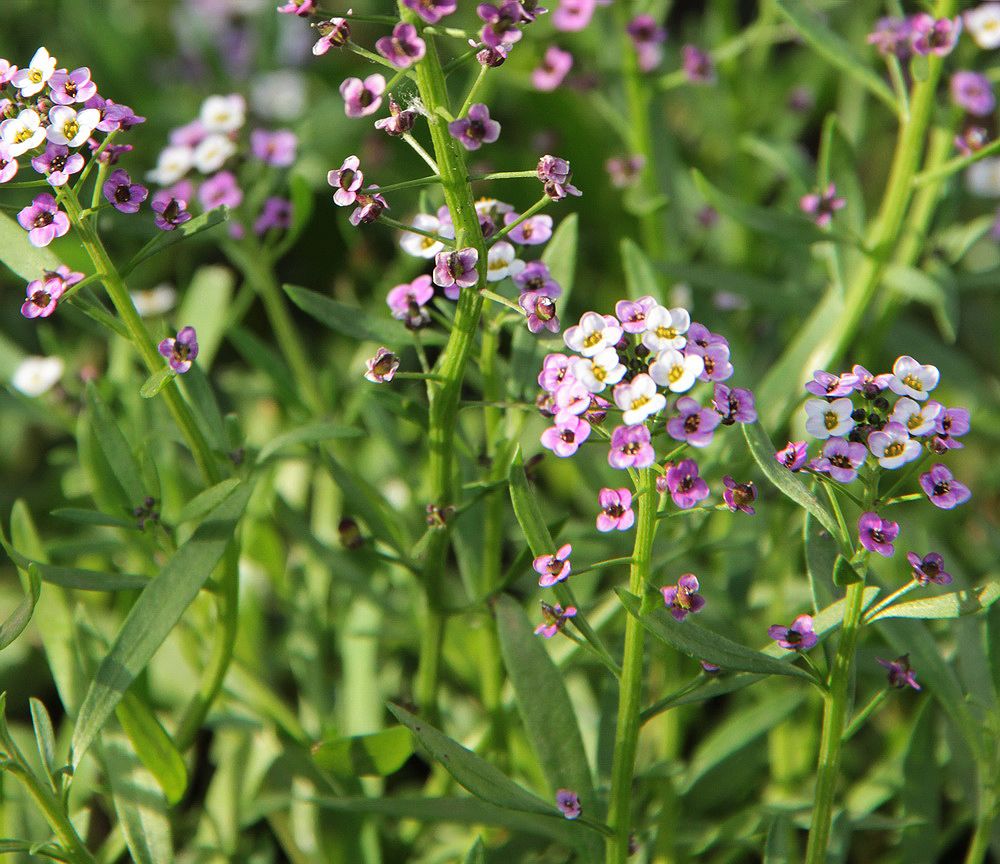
[660,573,705,621]
[722,476,757,514]
[364,347,399,383]
[888,355,939,402]
[402,0,457,25]
[906,551,952,586]
[329,155,365,206]
[387,275,435,329]
[800,184,846,228]
[877,655,921,690]
[433,247,480,298]
[608,424,655,469]
[664,458,710,509]
[376,22,427,68]
[537,154,582,199]
[340,74,386,118]
[564,311,622,357]
[519,291,560,333]
[448,103,501,151]
[534,602,577,638]
[768,614,818,651]
[533,543,572,587]
[867,422,921,470]
[614,373,666,425]
[596,487,634,532]
[103,168,148,214]
[541,415,591,457]
[712,383,756,424]
[17,194,70,247]
[158,326,199,374]
[648,348,703,393]
[858,511,899,558]
[919,463,971,509]
[804,397,855,439]
[775,440,809,471]
[811,437,867,483]
[556,788,581,820]
[667,396,721,447]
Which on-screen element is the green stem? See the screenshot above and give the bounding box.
[841,689,888,742]
[487,195,549,245]
[458,63,490,119]
[607,468,658,863]
[804,577,867,864]
[402,133,440,173]
[964,790,998,864]
[863,578,919,622]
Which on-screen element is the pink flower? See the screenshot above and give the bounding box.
[340,75,386,118]
[596,487,634,532]
[532,46,573,91]
[533,543,572,587]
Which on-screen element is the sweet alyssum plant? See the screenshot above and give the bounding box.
[1,2,998,863]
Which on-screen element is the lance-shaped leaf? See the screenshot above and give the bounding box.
[116,691,188,805]
[71,481,253,766]
[121,206,228,276]
[866,578,1000,622]
[0,210,62,280]
[0,562,40,651]
[85,383,146,506]
[311,726,413,779]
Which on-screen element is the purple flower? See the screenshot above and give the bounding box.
[158,326,199,374]
[387,274,434,329]
[682,45,716,84]
[313,18,351,55]
[152,192,193,231]
[608,424,655,469]
[86,97,144,132]
[276,0,315,15]
[596,487,634,532]
[800,184,846,228]
[448,103,501,151]
[541,415,591,457]
[606,155,646,189]
[250,129,297,167]
[433,247,479,298]
[919,464,971,510]
[376,22,426,68]
[867,17,912,58]
[858,511,900,558]
[504,212,553,246]
[364,347,399,384]
[533,46,573,91]
[375,95,417,136]
[0,144,18,184]
[477,44,510,67]
[254,197,292,236]
[329,155,364,207]
[806,369,859,398]
[627,16,667,76]
[478,2,525,48]
[665,459,710,509]
[402,0,457,25]
[910,14,961,57]
[47,67,97,105]
[340,75,386,118]
[349,189,389,227]
[31,143,84,187]
[519,291,560,334]
[775,440,809,471]
[614,296,656,333]
[17,194,70,247]
[556,788,581,820]
[21,275,66,319]
[712,383,756,425]
[537,154,582,200]
[722,476,757,515]
[198,170,242,211]
[687,341,733,382]
[103,169,148,214]
[538,353,573,392]
[951,71,996,117]
[811,437,867,483]
[877,655,920,690]
[907,551,952,586]
[533,543,572,587]
[932,407,970,450]
[553,0,606,31]
[768,615,818,651]
[667,396,721,448]
[534,602,577,638]
[514,260,561,297]
[851,364,892,398]
[660,573,705,621]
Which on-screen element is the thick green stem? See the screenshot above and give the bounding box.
[804,577,867,864]
[607,469,658,863]
[399,3,490,720]
[964,790,998,864]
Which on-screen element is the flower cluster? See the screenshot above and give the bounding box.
[148,93,298,239]
[867,14,961,58]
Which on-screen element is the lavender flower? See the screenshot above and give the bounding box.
[0,144,17,184]
[951,71,996,117]
[775,440,809,471]
[364,347,399,384]
[614,295,656,332]
[627,15,667,73]
[535,602,577,638]
[533,543,572,587]
[806,369,859,398]
[478,2,525,49]
[329,156,365,207]
[504,212,553,245]
[254,197,292,236]
[152,192,193,231]
[103,168,148,214]
[376,23,427,68]
[312,18,351,55]
[712,383,757,425]
[349,190,389,227]
[910,14,961,56]
[667,396,721,447]
[31,143,84,187]
[932,407,970,451]
[198,170,242,210]
[608,424,655,469]
[868,422,921,470]
[519,292,560,334]
[340,75,386,118]
[889,355,939,401]
[448,103,501,151]
[433,247,479,297]
[250,129,297,167]
[596,487,634,532]
[537,154,582,199]
[804,397,854,439]
[851,364,892,398]
[477,45,509,67]
[682,45,716,84]
[919,464,971,510]
[665,459,710,509]
[387,275,435,329]
[533,46,573,91]
[811,438,867,483]
[769,615,818,651]
[514,260,561,296]
[158,326,199,374]
[375,95,417,136]
[48,67,97,105]
[867,17,912,58]
[800,184,846,227]
[402,0,457,25]
[21,275,65,319]
[606,155,646,189]
[722,476,757,515]
[907,551,952,586]
[538,353,573,392]
[556,789,581,820]
[541,415,591,456]
[17,194,70,247]
[276,0,315,15]
[660,573,705,621]
[858,512,899,558]
[877,655,920,690]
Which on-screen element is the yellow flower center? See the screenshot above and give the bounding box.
[28,69,42,83]
[14,128,33,144]
[902,373,923,391]
[824,411,839,430]
[885,441,904,458]
[62,120,79,140]
[656,325,677,340]
[906,414,922,430]
[420,236,436,250]
[668,365,684,384]
[583,331,602,348]
[593,365,607,382]
[630,395,649,411]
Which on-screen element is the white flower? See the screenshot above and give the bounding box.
[12,47,57,98]
[889,397,942,436]
[486,241,525,283]
[199,94,246,133]
[147,145,194,185]
[251,70,307,120]
[192,133,236,173]
[564,311,623,357]
[648,348,703,393]
[130,284,177,317]
[1,109,46,158]
[888,355,939,402]
[965,157,1000,197]
[868,422,922,470]
[966,3,1000,48]
[553,378,590,424]
[613,373,666,425]
[45,106,101,148]
[12,355,64,396]
[804,397,855,439]
[641,305,691,352]
[571,347,626,393]
[400,213,445,258]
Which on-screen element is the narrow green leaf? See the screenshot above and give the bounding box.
[804,513,838,612]
[285,283,446,346]
[900,703,940,863]
[0,210,62,280]
[0,840,69,862]
[121,206,228,277]
[115,691,188,805]
[139,367,175,399]
[29,698,58,783]
[85,383,146,506]
[256,421,363,465]
[174,477,241,524]
[621,237,661,301]
[773,0,898,112]
[464,837,486,864]
[67,290,132,341]
[618,591,814,680]
[310,726,413,778]
[0,562,40,650]
[764,815,795,864]
[178,362,229,451]
[495,595,602,848]
[71,481,253,767]
[176,264,235,370]
[228,325,298,406]
[742,422,843,544]
[867,578,1000,622]
[388,703,558,817]
[50,508,136,529]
